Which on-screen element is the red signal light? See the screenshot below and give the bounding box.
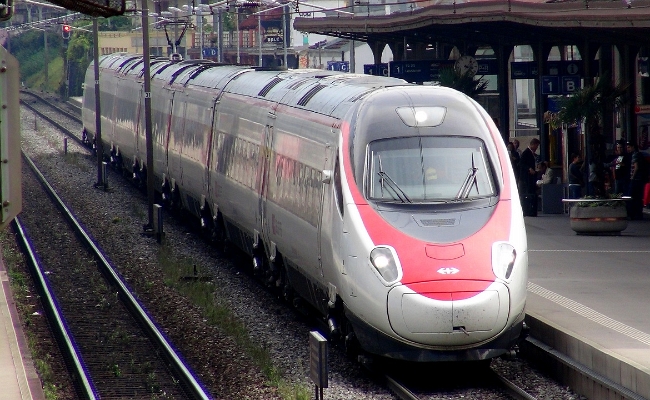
[62,24,71,39]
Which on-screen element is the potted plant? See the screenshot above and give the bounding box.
[568,194,628,235]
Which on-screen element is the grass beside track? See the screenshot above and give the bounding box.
[1,228,62,400]
[157,245,312,400]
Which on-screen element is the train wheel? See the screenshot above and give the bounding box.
[139,166,148,191]
[343,326,361,358]
[214,215,229,255]
[199,203,213,238]
[161,180,172,208]
[132,161,141,186]
[111,152,123,174]
[169,185,182,215]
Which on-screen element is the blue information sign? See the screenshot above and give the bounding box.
[327,61,349,72]
[202,47,218,57]
[389,60,454,82]
[363,63,388,76]
[476,59,498,75]
[541,76,560,95]
[562,76,581,94]
[510,61,538,79]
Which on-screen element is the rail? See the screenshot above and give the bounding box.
[21,151,210,400]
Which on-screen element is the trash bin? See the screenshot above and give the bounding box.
[521,193,537,217]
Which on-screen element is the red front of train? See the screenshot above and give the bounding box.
[330,86,528,361]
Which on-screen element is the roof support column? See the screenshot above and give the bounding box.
[533,42,553,163]
[494,42,512,144]
[367,40,386,65]
[622,44,641,144]
[600,44,615,146]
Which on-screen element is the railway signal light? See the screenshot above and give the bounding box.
[62,24,71,39]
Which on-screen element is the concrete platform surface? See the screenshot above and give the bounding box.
[0,248,45,400]
[525,212,650,399]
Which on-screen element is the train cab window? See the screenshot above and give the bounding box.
[367,136,496,203]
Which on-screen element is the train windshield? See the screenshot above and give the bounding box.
[367,136,496,203]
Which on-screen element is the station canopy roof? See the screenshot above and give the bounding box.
[293,0,650,48]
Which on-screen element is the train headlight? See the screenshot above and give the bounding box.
[492,242,516,281]
[370,246,402,284]
[395,106,446,127]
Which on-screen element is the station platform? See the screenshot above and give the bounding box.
[0,252,45,400]
[525,211,650,399]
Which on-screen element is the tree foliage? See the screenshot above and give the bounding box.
[437,67,489,100]
[10,30,64,91]
[554,72,629,134]
[9,24,93,96]
[65,32,93,96]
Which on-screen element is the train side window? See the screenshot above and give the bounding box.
[334,155,344,218]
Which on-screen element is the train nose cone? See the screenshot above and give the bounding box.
[387,282,510,346]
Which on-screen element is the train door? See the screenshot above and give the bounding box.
[167,95,186,189]
[153,90,175,179]
[317,143,335,278]
[203,96,219,203]
[134,84,144,167]
[258,123,274,253]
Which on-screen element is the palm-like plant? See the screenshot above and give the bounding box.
[438,67,489,100]
[552,72,630,197]
[556,72,629,137]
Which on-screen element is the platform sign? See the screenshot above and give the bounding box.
[389,60,454,82]
[389,60,434,81]
[476,59,498,75]
[364,63,388,76]
[511,61,538,79]
[546,60,583,77]
[327,61,349,72]
[546,61,562,76]
[202,47,218,58]
[562,76,581,94]
[541,76,560,95]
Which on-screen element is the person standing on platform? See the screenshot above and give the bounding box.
[568,153,584,199]
[607,140,630,195]
[519,138,540,195]
[536,161,554,187]
[627,142,647,220]
[513,138,522,156]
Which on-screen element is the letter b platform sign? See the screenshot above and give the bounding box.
[562,76,580,94]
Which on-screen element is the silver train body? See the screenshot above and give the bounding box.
[82,54,528,362]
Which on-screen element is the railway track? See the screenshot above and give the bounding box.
[20,89,82,124]
[383,362,539,400]
[16,151,209,399]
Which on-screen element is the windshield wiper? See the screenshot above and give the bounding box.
[377,171,412,203]
[455,154,479,200]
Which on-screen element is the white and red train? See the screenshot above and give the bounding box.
[82,53,528,362]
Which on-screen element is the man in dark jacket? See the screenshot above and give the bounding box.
[568,153,584,199]
[519,138,540,195]
[627,142,647,220]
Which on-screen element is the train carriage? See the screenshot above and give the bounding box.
[83,54,528,362]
